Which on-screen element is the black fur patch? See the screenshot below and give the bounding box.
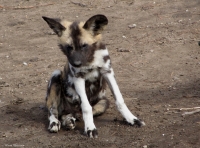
[103,55,110,62]
[87,129,98,138]
[84,42,97,64]
[133,119,143,127]
[99,43,106,49]
[83,15,108,36]
[75,72,85,78]
[42,16,66,37]
[85,74,107,106]
[70,22,81,50]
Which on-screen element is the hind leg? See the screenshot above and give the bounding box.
[46,70,62,132]
[92,90,109,116]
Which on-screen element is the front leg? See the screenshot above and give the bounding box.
[73,77,98,138]
[102,68,145,127]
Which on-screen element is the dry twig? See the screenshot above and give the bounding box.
[182,109,200,116]
[0,3,54,10]
[167,107,200,111]
[167,107,200,116]
[71,0,86,7]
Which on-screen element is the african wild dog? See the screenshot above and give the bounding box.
[42,14,145,138]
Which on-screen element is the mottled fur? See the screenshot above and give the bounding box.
[43,14,145,138]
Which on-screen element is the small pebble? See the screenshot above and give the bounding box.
[23,62,28,66]
[128,24,137,28]
[143,145,148,148]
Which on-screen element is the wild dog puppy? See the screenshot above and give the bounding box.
[43,14,145,138]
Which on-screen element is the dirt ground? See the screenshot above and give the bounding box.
[0,0,200,147]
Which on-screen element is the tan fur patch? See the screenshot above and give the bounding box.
[92,99,108,116]
[59,21,72,45]
[46,84,60,110]
[78,22,102,45]
[58,21,102,46]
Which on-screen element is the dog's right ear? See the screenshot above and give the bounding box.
[83,14,108,36]
[42,16,66,37]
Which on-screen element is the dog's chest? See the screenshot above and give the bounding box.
[84,69,100,82]
[66,68,102,96]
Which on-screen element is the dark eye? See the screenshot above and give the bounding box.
[82,44,88,49]
[66,45,73,50]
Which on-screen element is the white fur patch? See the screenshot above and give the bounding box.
[52,70,61,77]
[85,70,99,82]
[49,114,58,123]
[98,90,106,98]
[48,70,61,88]
[91,49,109,67]
[48,115,61,132]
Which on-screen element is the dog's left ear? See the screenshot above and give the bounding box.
[42,16,66,37]
[83,14,108,36]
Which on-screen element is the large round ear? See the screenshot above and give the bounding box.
[83,14,108,36]
[42,16,66,37]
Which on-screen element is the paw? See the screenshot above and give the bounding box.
[133,119,145,127]
[48,120,61,132]
[61,114,76,130]
[86,128,98,138]
[129,119,145,127]
[83,120,97,138]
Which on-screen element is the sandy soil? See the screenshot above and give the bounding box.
[0,0,200,147]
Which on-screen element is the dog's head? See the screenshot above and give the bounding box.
[42,15,108,67]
